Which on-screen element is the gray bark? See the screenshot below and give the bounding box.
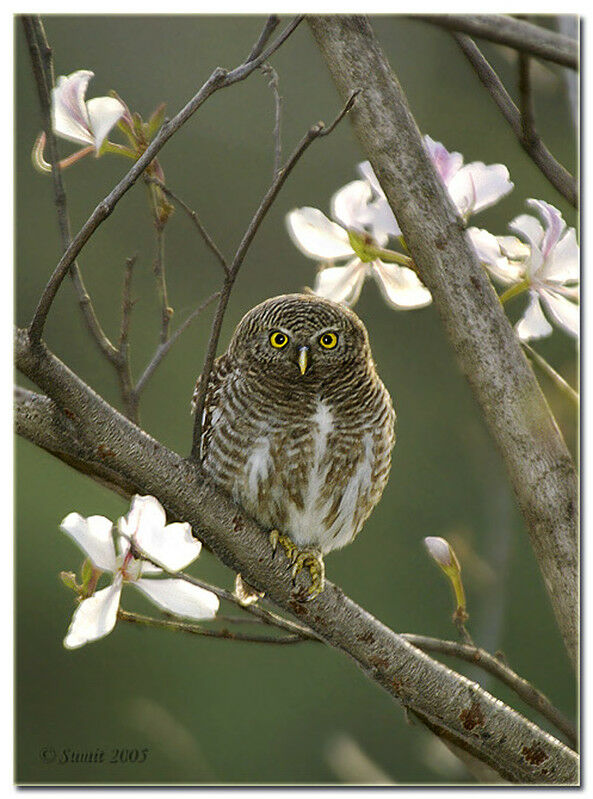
[307,15,578,665]
[15,329,578,784]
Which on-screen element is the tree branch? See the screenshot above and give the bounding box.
[402,634,576,748]
[452,32,577,207]
[411,14,578,69]
[26,14,303,345]
[307,14,578,666]
[14,334,578,783]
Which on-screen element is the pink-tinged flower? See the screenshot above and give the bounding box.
[52,70,125,152]
[358,135,513,236]
[469,199,579,341]
[286,181,432,310]
[60,495,219,649]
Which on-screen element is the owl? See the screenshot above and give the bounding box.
[193,294,395,600]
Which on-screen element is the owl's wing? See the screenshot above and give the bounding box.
[191,354,232,462]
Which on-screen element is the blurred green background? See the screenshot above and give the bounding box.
[15,15,577,785]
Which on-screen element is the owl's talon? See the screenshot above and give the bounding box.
[269,530,280,556]
[291,551,325,601]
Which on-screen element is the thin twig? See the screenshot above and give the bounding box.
[246,15,281,63]
[261,63,283,176]
[521,341,579,406]
[453,33,577,207]
[145,178,228,275]
[402,633,577,748]
[26,14,304,345]
[133,290,221,398]
[190,90,359,459]
[518,51,536,145]
[412,14,578,69]
[118,530,317,640]
[117,609,305,644]
[111,255,138,422]
[22,16,120,360]
[118,255,137,353]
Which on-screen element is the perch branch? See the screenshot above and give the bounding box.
[307,14,578,665]
[403,634,577,748]
[411,14,578,69]
[14,335,578,783]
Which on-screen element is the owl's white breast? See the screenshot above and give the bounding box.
[240,399,374,555]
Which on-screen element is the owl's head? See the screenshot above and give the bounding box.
[228,294,373,383]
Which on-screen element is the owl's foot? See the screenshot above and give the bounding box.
[291,550,325,602]
[269,531,325,601]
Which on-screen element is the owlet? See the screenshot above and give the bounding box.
[193,294,395,600]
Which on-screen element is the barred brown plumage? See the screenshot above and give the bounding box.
[192,293,395,600]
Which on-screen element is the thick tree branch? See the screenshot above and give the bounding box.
[411,14,578,69]
[15,334,577,783]
[307,15,578,665]
[403,634,576,747]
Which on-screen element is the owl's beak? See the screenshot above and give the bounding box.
[298,346,309,376]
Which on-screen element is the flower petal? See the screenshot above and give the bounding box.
[371,261,432,309]
[467,228,525,285]
[286,208,353,260]
[60,512,117,572]
[424,136,463,184]
[515,292,553,341]
[540,227,579,284]
[119,495,201,571]
[86,96,125,151]
[313,259,367,306]
[527,199,565,258]
[134,578,219,620]
[357,160,383,196]
[52,70,94,146]
[144,522,202,572]
[331,180,373,230]
[539,288,579,338]
[448,162,513,217]
[63,576,122,649]
[356,162,402,239]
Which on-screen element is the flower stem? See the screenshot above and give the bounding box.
[522,341,579,406]
[498,278,530,304]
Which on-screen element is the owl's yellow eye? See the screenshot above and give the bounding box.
[270,330,289,349]
[319,331,338,349]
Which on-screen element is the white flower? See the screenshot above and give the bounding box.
[286,181,432,310]
[52,70,125,152]
[357,135,513,236]
[469,199,579,341]
[60,495,219,649]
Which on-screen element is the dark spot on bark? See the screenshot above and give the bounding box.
[369,655,390,672]
[232,514,244,534]
[522,743,549,766]
[357,630,375,644]
[460,701,484,731]
[63,407,76,420]
[288,599,307,616]
[97,444,115,459]
[435,235,447,251]
[469,275,481,292]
